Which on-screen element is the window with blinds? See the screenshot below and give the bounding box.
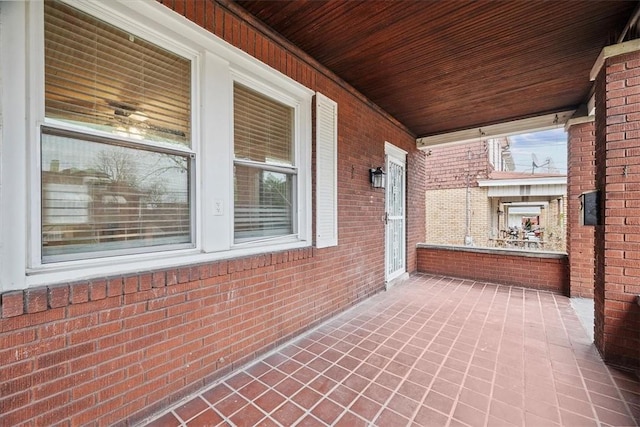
[233,83,296,242]
[44,0,191,146]
[42,1,193,261]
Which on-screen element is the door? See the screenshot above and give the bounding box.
[385,143,407,283]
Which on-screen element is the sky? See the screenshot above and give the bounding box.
[508,128,567,174]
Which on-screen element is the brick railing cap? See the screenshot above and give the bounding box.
[590,39,640,81]
[416,243,568,259]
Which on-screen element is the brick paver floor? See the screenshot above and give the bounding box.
[144,274,640,426]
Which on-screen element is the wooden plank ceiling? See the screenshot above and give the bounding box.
[234,0,637,138]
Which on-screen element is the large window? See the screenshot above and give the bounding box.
[0,0,314,289]
[233,83,296,242]
[42,0,193,261]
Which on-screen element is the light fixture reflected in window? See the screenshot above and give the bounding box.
[114,126,144,140]
[129,111,148,122]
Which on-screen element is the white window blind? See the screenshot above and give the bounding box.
[233,83,296,242]
[44,0,191,146]
[315,93,338,248]
[42,1,193,262]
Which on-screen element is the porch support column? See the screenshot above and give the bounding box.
[566,116,596,298]
[592,41,640,369]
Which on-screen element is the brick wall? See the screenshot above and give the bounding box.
[567,119,596,298]
[425,140,489,190]
[593,48,640,370]
[417,245,569,294]
[425,187,492,246]
[0,1,425,425]
[424,140,492,246]
[594,62,607,359]
[541,196,567,252]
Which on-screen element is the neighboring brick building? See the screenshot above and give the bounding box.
[425,137,567,250]
[424,139,492,246]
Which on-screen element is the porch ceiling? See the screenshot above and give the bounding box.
[234,0,638,138]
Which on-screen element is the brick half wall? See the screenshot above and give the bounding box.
[417,244,569,294]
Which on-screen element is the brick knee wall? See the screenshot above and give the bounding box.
[417,245,569,294]
[1,250,393,425]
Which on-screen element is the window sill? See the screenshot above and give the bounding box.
[25,240,311,288]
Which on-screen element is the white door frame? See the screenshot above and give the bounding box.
[384,142,407,286]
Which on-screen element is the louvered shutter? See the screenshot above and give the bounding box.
[315,93,338,248]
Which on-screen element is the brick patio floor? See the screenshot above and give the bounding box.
[143,274,640,426]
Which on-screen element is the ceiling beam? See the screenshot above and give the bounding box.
[416,110,575,150]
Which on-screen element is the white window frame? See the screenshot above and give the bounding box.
[37,2,199,264]
[231,73,304,246]
[0,0,313,291]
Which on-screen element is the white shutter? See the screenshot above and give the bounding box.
[315,93,338,248]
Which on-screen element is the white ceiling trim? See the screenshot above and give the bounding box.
[590,38,640,81]
[478,176,567,187]
[416,111,574,149]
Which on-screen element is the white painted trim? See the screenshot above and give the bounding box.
[478,177,567,187]
[503,201,551,207]
[201,52,233,253]
[384,142,407,283]
[587,94,596,117]
[565,115,595,131]
[590,39,640,81]
[299,93,314,247]
[229,69,314,248]
[385,272,409,291]
[384,141,408,160]
[25,240,311,288]
[1,2,29,292]
[27,0,45,275]
[416,111,574,149]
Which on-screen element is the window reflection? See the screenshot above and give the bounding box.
[42,131,191,259]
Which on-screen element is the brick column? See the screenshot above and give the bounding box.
[566,118,596,298]
[593,42,640,369]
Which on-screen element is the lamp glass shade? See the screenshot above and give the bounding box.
[370,167,385,188]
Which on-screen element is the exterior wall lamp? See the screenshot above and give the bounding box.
[370,167,385,189]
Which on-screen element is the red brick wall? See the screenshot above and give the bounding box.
[566,120,596,297]
[0,1,425,425]
[417,245,569,294]
[593,50,640,370]
[425,140,489,190]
